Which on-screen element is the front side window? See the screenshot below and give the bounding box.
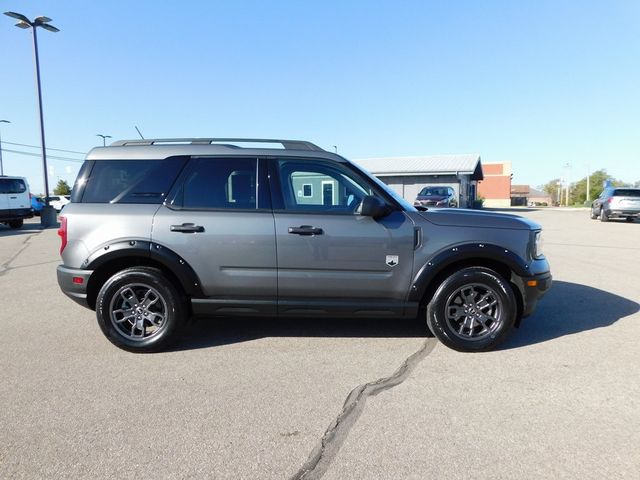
[178,157,258,210]
[277,159,373,213]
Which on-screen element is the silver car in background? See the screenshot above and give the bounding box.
[591,187,640,222]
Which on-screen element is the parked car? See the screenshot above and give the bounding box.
[590,187,640,222]
[46,195,70,212]
[31,194,45,216]
[57,138,551,353]
[414,186,458,208]
[0,175,33,229]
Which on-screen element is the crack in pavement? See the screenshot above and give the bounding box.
[0,230,45,277]
[290,337,438,480]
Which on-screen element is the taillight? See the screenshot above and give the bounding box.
[607,198,613,203]
[58,216,67,254]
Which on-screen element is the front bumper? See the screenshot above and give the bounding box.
[517,271,552,318]
[57,265,93,309]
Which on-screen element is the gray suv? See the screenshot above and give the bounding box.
[57,138,551,353]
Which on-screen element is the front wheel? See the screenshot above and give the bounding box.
[590,208,598,219]
[96,267,187,353]
[625,217,635,223]
[426,267,517,352]
[9,219,23,229]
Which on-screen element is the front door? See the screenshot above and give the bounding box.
[151,157,277,316]
[271,158,416,317]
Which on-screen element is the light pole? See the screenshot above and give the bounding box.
[0,120,10,176]
[4,11,59,226]
[96,134,112,146]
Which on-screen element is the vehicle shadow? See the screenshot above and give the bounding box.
[501,280,639,349]
[172,315,427,351]
[0,223,45,238]
[173,281,638,352]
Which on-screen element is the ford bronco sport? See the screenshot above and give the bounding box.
[57,138,551,353]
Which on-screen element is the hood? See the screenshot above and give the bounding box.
[416,195,448,202]
[415,208,541,230]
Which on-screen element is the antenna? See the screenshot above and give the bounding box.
[134,126,145,139]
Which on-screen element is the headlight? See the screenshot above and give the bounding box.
[533,231,544,258]
[436,200,447,206]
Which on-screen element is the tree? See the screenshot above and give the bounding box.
[541,178,561,205]
[571,169,625,204]
[53,179,71,195]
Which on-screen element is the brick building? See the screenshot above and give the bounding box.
[477,162,512,207]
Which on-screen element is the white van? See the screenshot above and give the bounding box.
[0,176,33,229]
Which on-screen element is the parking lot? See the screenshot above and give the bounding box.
[1,208,638,479]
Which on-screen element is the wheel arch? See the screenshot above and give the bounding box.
[84,240,204,310]
[411,244,527,325]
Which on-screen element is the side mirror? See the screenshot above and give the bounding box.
[359,195,390,218]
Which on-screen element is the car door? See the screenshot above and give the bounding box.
[151,157,277,316]
[7,178,29,209]
[271,157,416,317]
[0,178,10,212]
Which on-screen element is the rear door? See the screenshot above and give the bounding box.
[6,178,29,209]
[270,157,416,317]
[151,157,277,315]
[0,179,10,212]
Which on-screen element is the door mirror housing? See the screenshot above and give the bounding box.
[359,195,390,218]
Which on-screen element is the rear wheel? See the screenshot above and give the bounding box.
[626,217,635,223]
[426,267,517,352]
[600,208,609,222]
[96,267,187,353]
[9,219,23,229]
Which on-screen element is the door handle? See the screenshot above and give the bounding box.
[288,225,323,236]
[170,223,205,233]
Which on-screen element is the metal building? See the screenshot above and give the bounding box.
[355,154,483,208]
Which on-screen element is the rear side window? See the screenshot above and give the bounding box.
[80,157,186,203]
[613,189,640,197]
[176,157,258,210]
[0,178,26,194]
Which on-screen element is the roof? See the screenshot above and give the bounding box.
[355,154,483,180]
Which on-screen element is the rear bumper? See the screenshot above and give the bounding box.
[57,265,93,309]
[605,208,640,218]
[0,208,33,222]
[518,271,552,318]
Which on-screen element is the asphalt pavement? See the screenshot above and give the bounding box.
[1,210,638,479]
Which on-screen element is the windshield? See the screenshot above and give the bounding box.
[419,187,449,196]
[351,162,416,211]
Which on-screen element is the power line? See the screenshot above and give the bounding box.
[2,140,87,155]
[2,148,84,163]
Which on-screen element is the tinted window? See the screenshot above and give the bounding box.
[0,178,26,194]
[81,157,186,204]
[613,189,640,197]
[277,159,373,212]
[179,158,258,210]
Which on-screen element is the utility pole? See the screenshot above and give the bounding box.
[0,120,10,176]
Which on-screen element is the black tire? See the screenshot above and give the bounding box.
[625,217,635,223]
[590,208,598,219]
[9,219,23,229]
[600,208,609,222]
[96,267,187,353]
[426,267,517,352]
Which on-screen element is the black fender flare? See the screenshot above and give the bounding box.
[408,243,531,302]
[83,240,204,297]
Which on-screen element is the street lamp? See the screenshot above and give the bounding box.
[96,134,112,146]
[0,120,10,176]
[4,11,59,226]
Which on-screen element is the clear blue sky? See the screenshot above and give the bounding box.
[1,0,639,194]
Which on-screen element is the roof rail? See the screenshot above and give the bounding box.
[109,138,325,152]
